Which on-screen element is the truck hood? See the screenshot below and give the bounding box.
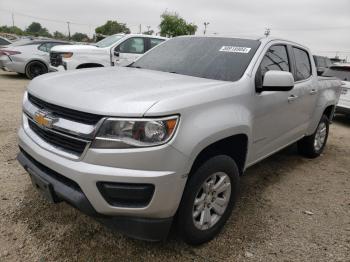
[27,67,228,117]
[51,44,99,52]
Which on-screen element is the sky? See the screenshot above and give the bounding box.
[0,0,349,59]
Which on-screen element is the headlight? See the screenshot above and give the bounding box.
[62,52,73,58]
[91,116,179,148]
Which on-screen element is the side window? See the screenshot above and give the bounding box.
[150,38,164,49]
[293,47,312,81]
[46,42,65,52]
[260,45,290,76]
[118,38,145,54]
[0,38,9,45]
[38,43,48,52]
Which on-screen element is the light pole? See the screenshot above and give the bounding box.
[204,22,210,35]
[67,21,71,40]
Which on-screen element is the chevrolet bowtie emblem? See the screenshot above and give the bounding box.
[33,110,57,128]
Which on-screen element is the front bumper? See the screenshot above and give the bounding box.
[49,65,65,72]
[18,125,188,218]
[17,150,173,241]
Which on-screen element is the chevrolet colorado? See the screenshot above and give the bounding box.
[17,36,342,245]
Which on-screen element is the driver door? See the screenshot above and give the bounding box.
[113,37,145,66]
[249,44,305,163]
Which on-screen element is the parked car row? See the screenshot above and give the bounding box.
[50,34,167,71]
[0,34,166,79]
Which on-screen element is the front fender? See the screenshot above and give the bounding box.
[170,101,252,174]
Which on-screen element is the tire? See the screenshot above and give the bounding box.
[298,115,329,158]
[177,155,240,245]
[25,61,48,79]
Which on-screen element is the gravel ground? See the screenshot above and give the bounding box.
[0,71,349,262]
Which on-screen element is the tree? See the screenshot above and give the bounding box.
[26,22,51,37]
[53,31,66,40]
[71,32,89,42]
[143,29,154,35]
[159,12,197,37]
[95,20,130,35]
[0,25,24,35]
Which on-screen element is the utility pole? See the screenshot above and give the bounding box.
[67,21,71,40]
[204,22,210,35]
[11,12,15,28]
[264,27,271,37]
[139,24,142,34]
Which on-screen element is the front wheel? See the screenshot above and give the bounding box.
[25,61,48,79]
[177,155,240,245]
[298,115,329,158]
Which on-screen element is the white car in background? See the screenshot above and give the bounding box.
[50,34,167,71]
[323,64,350,116]
[0,40,71,79]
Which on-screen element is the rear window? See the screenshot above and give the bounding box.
[323,66,350,81]
[293,47,312,81]
[132,37,260,82]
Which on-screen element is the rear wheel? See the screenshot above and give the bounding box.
[25,61,48,79]
[298,115,329,158]
[177,155,240,245]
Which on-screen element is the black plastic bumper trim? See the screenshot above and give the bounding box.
[97,182,155,208]
[16,149,173,241]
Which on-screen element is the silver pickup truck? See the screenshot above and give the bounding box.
[17,36,342,244]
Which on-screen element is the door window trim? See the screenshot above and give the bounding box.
[115,37,146,54]
[255,43,292,91]
[290,45,313,83]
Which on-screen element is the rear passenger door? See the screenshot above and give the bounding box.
[291,47,318,131]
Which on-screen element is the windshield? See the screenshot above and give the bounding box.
[323,66,350,81]
[95,35,124,48]
[131,37,260,82]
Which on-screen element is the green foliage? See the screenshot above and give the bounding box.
[95,20,130,35]
[53,31,66,40]
[159,12,197,37]
[0,25,24,35]
[26,22,51,37]
[71,32,89,42]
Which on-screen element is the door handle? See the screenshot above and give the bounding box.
[288,95,298,103]
[309,89,318,95]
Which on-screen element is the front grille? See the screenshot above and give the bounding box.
[28,93,102,125]
[50,52,63,67]
[28,120,88,156]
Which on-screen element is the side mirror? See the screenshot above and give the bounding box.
[114,51,120,57]
[261,71,294,92]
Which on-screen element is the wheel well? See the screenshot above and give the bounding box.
[25,60,48,71]
[190,134,248,176]
[323,105,335,121]
[76,63,104,69]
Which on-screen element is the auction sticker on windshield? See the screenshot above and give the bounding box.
[219,46,251,53]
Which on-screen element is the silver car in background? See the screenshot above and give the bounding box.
[0,36,12,47]
[323,64,350,116]
[0,40,70,79]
